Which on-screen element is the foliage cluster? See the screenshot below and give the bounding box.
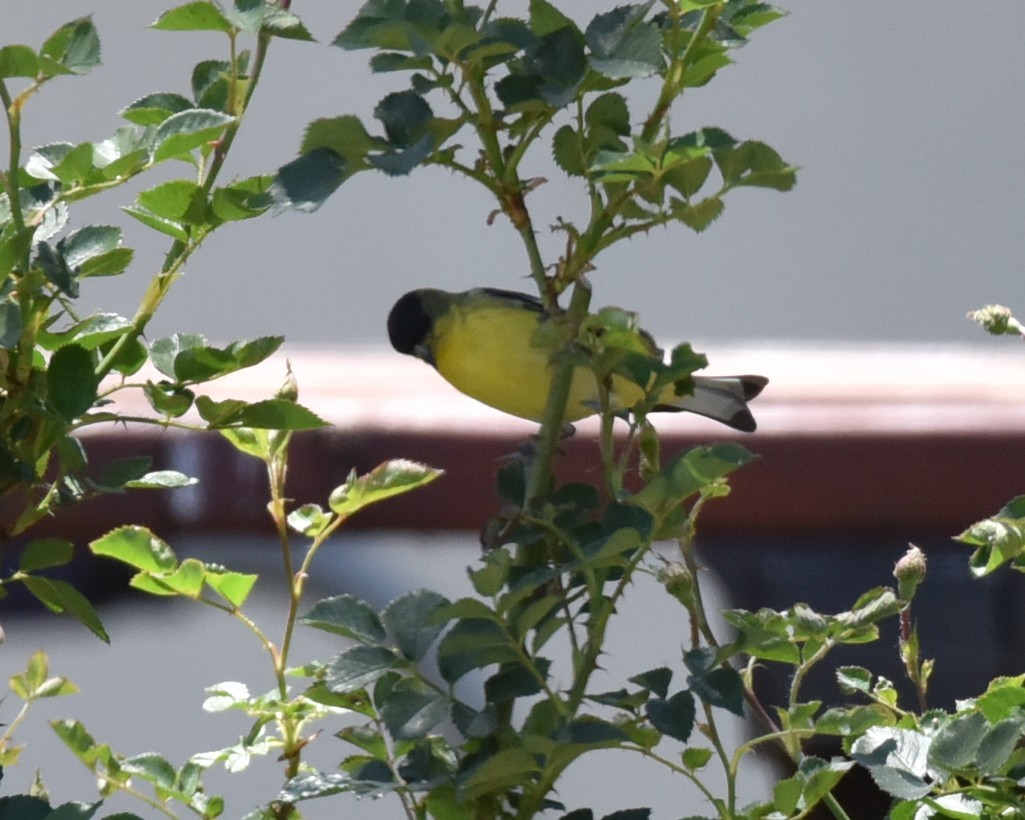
[0,3,1023,820]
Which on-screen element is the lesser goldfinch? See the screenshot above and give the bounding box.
[387,287,767,431]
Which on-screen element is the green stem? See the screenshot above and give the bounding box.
[640,4,721,143]
[524,281,592,512]
[96,18,276,380]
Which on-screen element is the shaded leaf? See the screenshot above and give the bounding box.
[47,344,98,420]
[382,589,450,661]
[300,595,386,644]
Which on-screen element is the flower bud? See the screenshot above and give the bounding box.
[661,561,694,606]
[894,544,927,601]
[276,363,299,403]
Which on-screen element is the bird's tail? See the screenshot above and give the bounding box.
[661,375,769,432]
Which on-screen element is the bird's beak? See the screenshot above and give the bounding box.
[413,343,435,367]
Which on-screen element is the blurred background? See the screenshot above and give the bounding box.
[2,1,1024,817]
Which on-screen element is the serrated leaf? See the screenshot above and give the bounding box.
[205,570,257,607]
[152,109,234,162]
[586,2,662,80]
[172,336,283,382]
[153,2,233,33]
[329,459,442,517]
[436,619,518,683]
[137,179,208,223]
[59,225,120,267]
[211,176,273,221]
[379,686,449,740]
[120,91,194,125]
[89,525,177,572]
[272,147,349,212]
[382,589,449,662]
[41,17,101,76]
[646,690,695,742]
[121,204,189,241]
[325,645,398,693]
[851,726,932,800]
[457,747,540,802]
[21,577,109,641]
[234,398,327,430]
[300,595,386,644]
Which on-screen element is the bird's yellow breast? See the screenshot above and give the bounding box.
[431,301,631,422]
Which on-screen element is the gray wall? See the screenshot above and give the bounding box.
[3,0,1022,347]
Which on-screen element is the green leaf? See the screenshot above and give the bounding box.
[0,796,51,819]
[272,147,349,212]
[299,595,386,644]
[630,667,672,699]
[382,589,450,662]
[302,115,380,167]
[120,205,188,241]
[153,2,234,33]
[144,381,195,417]
[172,336,283,382]
[325,645,399,693]
[716,139,796,191]
[0,45,40,78]
[234,398,327,430]
[957,496,1025,576]
[120,91,194,125]
[850,726,932,800]
[47,344,99,420]
[976,715,1025,774]
[375,90,433,149]
[379,684,449,740]
[152,109,235,162]
[929,712,988,770]
[59,224,121,268]
[211,175,273,221]
[205,570,257,607]
[125,470,196,490]
[457,747,541,802]
[0,224,35,279]
[35,240,78,296]
[436,619,519,683]
[976,675,1025,723]
[529,0,578,37]
[21,577,109,642]
[673,195,725,231]
[40,17,101,76]
[149,332,204,378]
[585,3,662,79]
[687,666,745,717]
[329,459,443,517]
[682,746,714,771]
[646,690,696,742]
[287,502,331,537]
[89,525,177,573]
[20,538,74,571]
[137,180,208,223]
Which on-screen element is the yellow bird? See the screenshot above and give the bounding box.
[387,287,767,431]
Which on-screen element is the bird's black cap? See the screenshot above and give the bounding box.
[387,290,432,355]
